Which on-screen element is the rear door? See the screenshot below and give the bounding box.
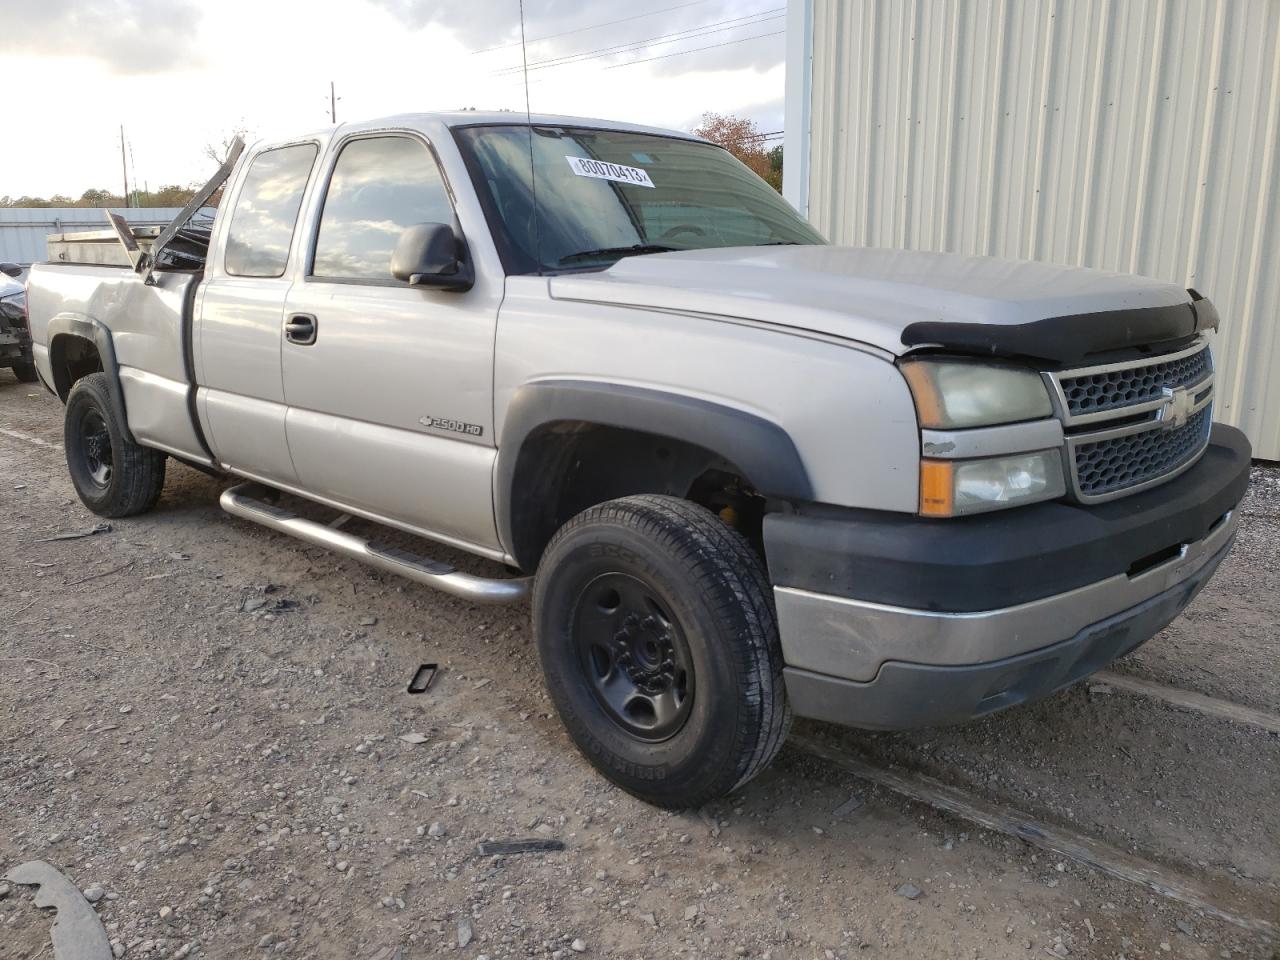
[196,141,319,484]
[280,132,502,554]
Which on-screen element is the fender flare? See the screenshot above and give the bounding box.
[46,314,137,446]
[494,379,814,563]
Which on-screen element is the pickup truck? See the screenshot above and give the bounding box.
[25,111,1252,808]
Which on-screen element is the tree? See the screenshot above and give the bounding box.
[693,112,781,192]
[79,188,120,208]
[768,145,784,189]
[202,125,251,166]
[148,184,200,207]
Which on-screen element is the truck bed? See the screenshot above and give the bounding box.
[26,261,210,465]
[47,217,215,270]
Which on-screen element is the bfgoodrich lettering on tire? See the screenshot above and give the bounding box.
[64,372,166,517]
[533,495,790,808]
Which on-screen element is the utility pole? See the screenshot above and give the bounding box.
[120,124,130,208]
[330,81,337,124]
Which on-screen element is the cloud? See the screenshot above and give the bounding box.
[370,0,785,74]
[0,0,204,73]
[681,96,785,139]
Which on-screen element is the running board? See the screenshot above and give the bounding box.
[219,482,530,605]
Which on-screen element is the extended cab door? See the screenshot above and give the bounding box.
[196,141,320,485]
[280,132,502,555]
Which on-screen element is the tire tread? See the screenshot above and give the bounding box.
[65,373,166,517]
[537,494,790,806]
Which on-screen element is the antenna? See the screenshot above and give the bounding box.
[518,0,542,275]
[120,124,130,208]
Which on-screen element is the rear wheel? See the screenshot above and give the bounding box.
[534,495,790,808]
[64,373,166,517]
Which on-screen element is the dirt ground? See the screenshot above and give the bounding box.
[1,370,1276,960]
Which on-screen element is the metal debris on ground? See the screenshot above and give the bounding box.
[3,860,112,960]
[31,522,112,543]
[831,795,865,818]
[474,838,567,857]
[406,664,438,694]
[64,559,135,587]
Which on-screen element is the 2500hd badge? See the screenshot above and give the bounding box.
[418,415,483,437]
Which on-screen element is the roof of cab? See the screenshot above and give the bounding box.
[248,111,710,157]
[348,110,707,142]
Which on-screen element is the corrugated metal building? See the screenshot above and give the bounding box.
[784,0,1280,460]
[0,208,193,268]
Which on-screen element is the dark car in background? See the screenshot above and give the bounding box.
[0,263,36,383]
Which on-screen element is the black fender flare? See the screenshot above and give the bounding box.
[46,314,137,446]
[494,379,813,564]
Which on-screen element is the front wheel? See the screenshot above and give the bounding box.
[64,373,166,517]
[534,495,790,808]
[12,359,38,383]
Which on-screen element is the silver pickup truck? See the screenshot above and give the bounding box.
[25,111,1251,807]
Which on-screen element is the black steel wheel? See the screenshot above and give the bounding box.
[573,573,695,742]
[64,373,166,517]
[79,408,113,489]
[534,495,790,808]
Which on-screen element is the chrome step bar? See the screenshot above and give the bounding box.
[219,482,530,605]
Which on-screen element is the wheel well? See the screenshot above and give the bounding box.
[506,422,767,572]
[49,334,104,401]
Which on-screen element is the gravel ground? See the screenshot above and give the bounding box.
[1,372,1276,960]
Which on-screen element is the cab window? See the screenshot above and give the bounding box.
[224,144,317,278]
[312,136,454,281]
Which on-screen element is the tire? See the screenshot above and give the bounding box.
[12,359,38,383]
[533,495,790,808]
[64,372,166,517]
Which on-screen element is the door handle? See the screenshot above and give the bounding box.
[284,313,317,345]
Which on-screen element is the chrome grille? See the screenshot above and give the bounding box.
[1050,336,1215,503]
[1072,406,1212,498]
[1059,348,1210,418]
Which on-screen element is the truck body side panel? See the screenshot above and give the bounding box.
[493,276,922,517]
[26,263,208,462]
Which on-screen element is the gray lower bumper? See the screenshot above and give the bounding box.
[782,513,1237,731]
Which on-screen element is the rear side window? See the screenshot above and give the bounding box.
[225,144,317,278]
[312,136,454,281]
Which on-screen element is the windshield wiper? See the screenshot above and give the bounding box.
[557,244,677,265]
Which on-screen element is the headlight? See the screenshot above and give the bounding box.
[920,450,1066,517]
[900,359,1053,428]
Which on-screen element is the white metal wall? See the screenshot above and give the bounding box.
[794,0,1280,460]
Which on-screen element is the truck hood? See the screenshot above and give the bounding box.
[547,246,1206,364]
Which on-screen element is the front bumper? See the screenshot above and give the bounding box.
[765,424,1251,730]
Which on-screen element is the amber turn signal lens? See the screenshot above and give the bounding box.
[919,460,955,517]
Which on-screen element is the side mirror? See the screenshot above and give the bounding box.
[0,263,22,278]
[390,222,474,291]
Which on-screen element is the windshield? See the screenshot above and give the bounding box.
[454,125,825,274]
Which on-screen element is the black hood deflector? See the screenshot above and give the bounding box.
[901,295,1219,368]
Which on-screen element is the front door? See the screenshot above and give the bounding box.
[197,141,318,485]
[281,133,502,555]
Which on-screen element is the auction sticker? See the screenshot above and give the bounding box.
[566,156,655,188]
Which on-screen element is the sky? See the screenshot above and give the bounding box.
[0,0,787,198]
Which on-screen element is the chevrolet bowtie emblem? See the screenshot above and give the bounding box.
[1160,385,1193,429]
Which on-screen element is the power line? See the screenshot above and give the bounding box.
[725,130,784,142]
[603,30,785,70]
[473,0,717,53]
[493,9,784,76]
